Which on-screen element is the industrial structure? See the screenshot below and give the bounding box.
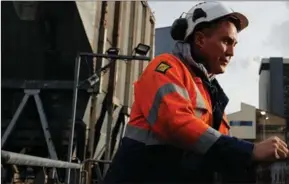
[227,103,289,183]
[259,58,289,143]
[2,2,288,184]
[155,26,175,56]
[1,1,155,183]
[227,103,287,142]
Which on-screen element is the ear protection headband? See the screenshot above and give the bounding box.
[170,8,208,41]
[170,13,188,41]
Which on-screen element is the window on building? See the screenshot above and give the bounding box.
[229,121,253,126]
[256,124,286,133]
[283,64,289,120]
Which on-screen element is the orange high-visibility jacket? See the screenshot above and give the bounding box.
[125,53,230,154]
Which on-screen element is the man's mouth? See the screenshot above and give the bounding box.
[220,59,229,65]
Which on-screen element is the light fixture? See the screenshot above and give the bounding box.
[106,48,120,55]
[134,43,151,56]
[265,116,269,120]
[260,111,266,115]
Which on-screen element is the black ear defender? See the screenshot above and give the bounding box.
[170,13,188,41]
[192,8,207,22]
[170,7,207,41]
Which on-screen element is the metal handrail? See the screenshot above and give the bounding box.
[1,150,82,169]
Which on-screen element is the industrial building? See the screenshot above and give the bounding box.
[155,26,175,56]
[1,1,155,183]
[259,58,289,142]
[227,103,289,184]
[227,103,287,142]
[2,2,288,183]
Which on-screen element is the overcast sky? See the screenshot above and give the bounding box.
[148,1,289,113]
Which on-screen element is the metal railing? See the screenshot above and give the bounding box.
[2,150,82,169]
[1,150,83,184]
[1,151,114,184]
[256,160,289,184]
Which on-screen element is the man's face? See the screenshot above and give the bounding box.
[197,20,238,74]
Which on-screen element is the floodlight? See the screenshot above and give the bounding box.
[134,43,150,56]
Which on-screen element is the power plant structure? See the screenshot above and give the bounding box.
[1,1,288,184]
[1,1,155,183]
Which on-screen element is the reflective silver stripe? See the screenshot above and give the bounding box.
[124,124,166,145]
[190,82,220,153]
[146,83,190,125]
[125,81,218,152]
[193,127,221,154]
[192,81,207,118]
[124,124,221,154]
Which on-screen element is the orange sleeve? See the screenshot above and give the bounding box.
[134,59,222,154]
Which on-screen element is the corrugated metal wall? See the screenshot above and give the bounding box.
[77,1,155,108]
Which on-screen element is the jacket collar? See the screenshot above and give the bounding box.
[171,41,215,81]
[171,41,229,125]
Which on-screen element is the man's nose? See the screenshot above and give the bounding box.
[226,45,234,57]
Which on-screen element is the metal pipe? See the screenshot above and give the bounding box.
[85,0,108,162]
[85,2,108,184]
[1,151,81,169]
[66,55,81,184]
[103,1,122,176]
[83,159,112,164]
[123,1,136,111]
[62,44,150,184]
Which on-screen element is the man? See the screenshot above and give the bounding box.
[104,1,289,183]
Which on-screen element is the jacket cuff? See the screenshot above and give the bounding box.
[206,135,255,170]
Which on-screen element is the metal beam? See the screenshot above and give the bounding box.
[66,48,151,183]
[1,150,82,169]
[1,80,90,90]
[79,52,151,61]
[1,93,29,147]
[66,55,81,183]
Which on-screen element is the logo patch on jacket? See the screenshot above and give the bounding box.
[155,61,171,74]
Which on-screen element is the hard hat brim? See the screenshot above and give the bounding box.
[226,12,249,32]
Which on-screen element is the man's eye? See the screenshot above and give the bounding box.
[223,39,237,46]
[223,40,229,45]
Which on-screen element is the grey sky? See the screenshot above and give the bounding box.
[148,1,289,113]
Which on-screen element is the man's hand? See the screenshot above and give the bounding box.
[253,136,289,161]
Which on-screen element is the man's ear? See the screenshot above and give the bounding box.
[194,31,206,48]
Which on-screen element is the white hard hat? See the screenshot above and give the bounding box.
[184,1,249,40]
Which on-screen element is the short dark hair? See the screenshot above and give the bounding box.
[186,15,241,42]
